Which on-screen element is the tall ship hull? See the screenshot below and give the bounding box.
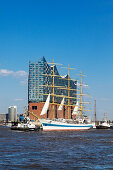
[39,119,93,131]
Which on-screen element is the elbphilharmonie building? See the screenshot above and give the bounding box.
[28,57,77,119]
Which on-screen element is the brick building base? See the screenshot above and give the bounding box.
[29,102,76,120]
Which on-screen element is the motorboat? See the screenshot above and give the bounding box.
[96,121,110,129]
[11,117,40,131]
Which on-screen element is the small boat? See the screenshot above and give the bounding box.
[96,122,110,129]
[11,122,37,131]
[11,118,40,131]
[96,113,110,129]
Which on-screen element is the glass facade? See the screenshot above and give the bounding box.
[28,57,77,105]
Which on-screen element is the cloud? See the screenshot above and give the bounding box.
[0,69,14,76]
[15,98,24,101]
[98,98,110,101]
[14,71,28,77]
[0,69,28,86]
[0,69,28,77]
[20,80,28,85]
[76,82,88,87]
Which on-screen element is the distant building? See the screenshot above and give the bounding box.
[8,106,17,122]
[28,57,77,119]
[0,114,8,122]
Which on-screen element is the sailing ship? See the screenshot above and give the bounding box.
[31,60,93,131]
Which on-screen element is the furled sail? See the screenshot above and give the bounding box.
[40,94,50,115]
[58,97,65,111]
[72,101,79,115]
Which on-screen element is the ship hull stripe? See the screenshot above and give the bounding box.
[42,123,92,128]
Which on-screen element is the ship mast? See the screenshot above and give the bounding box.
[67,64,70,119]
[62,64,76,119]
[94,100,96,123]
[78,72,89,117]
[50,61,77,119]
[52,59,55,105]
[40,60,79,119]
[80,72,83,117]
[48,59,62,118]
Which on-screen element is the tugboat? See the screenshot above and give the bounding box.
[11,117,40,131]
[96,113,110,129]
[96,122,110,129]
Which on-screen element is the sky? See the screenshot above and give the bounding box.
[0,0,113,120]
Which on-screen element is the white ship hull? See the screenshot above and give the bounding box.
[39,119,93,131]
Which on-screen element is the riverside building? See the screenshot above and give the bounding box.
[8,106,17,122]
[28,57,77,120]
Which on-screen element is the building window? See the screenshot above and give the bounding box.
[32,106,37,110]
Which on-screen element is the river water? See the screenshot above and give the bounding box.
[0,126,113,169]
